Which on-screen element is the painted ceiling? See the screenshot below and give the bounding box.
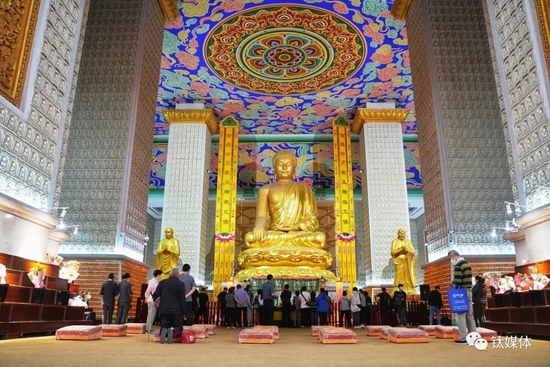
[155,0,417,136]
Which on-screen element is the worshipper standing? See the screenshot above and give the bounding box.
[178,264,196,326]
[115,273,132,324]
[217,287,227,326]
[316,288,329,326]
[144,269,162,333]
[472,276,487,327]
[292,290,301,328]
[326,290,333,325]
[245,284,255,327]
[393,284,407,327]
[299,286,311,327]
[338,290,351,328]
[253,289,263,325]
[427,285,444,325]
[309,291,318,326]
[197,287,209,324]
[351,287,362,328]
[448,250,476,345]
[99,272,118,324]
[225,286,237,328]
[376,287,392,325]
[235,284,249,328]
[262,274,278,325]
[152,268,187,344]
[359,289,367,327]
[362,290,372,326]
[280,284,292,327]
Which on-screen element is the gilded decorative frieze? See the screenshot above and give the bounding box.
[0,0,41,107]
[163,109,218,135]
[535,0,550,77]
[156,0,179,22]
[391,0,414,21]
[351,108,409,134]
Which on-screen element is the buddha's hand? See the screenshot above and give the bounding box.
[252,227,267,242]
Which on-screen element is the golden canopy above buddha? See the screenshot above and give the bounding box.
[235,150,336,281]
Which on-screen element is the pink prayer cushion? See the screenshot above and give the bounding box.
[388,327,429,343]
[434,326,457,339]
[152,330,183,343]
[238,328,275,344]
[101,324,128,337]
[379,327,390,340]
[418,325,437,336]
[203,324,217,335]
[185,325,208,339]
[56,325,102,340]
[452,327,497,341]
[254,325,279,340]
[365,325,391,336]
[318,328,357,344]
[125,323,146,334]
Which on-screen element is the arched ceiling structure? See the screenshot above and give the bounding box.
[155,0,416,136]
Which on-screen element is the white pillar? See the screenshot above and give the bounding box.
[162,109,217,284]
[352,104,411,285]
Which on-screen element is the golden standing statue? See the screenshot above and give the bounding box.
[156,228,180,280]
[235,150,336,280]
[391,228,417,294]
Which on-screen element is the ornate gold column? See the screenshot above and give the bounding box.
[352,107,410,286]
[332,116,357,287]
[162,109,217,283]
[213,116,239,297]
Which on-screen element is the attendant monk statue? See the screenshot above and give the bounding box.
[391,228,417,294]
[156,228,180,280]
[235,150,336,280]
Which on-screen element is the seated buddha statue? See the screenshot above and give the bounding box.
[235,150,336,281]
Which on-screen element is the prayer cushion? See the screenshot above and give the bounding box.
[56,325,102,341]
[318,328,357,344]
[434,325,457,339]
[254,325,279,340]
[452,327,497,342]
[365,325,391,336]
[100,324,127,337]
[417,325,437,336]
[125,323,146,334]
[387,327,430,343]
[238,328,275,344]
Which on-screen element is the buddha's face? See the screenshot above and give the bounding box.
[274,157,296,180]
[397,230,406,240]
[165,228,173,239]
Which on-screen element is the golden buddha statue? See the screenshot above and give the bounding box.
[391,228,417,294]
[235,150,337,281]
[156,228,180,280]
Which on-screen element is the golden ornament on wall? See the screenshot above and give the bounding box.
[0,0,41,107]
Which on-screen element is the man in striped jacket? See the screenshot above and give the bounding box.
[448,250,477,344]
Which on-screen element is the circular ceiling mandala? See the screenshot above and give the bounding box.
[205,6,366,95]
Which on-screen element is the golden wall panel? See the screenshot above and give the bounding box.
[0,0,41,106]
